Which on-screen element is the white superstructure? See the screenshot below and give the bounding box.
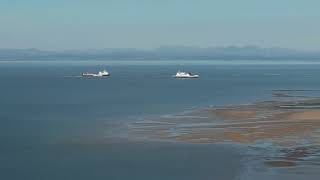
[82,70,110,77]
[173,71,199,78]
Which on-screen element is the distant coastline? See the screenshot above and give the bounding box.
[1,46,320,61]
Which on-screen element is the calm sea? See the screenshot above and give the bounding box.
[1,60,320,180]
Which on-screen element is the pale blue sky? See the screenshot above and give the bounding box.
[0,0,320,50]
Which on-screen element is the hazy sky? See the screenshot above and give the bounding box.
[0,0,320,50]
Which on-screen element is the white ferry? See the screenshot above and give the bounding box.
[173,71,199,78]
[82,70,110,77]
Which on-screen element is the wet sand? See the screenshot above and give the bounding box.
[128,97,320,173]
[130,99,320,144]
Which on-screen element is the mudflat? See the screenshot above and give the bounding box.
[131,99,320,144]
[129,98,320,170]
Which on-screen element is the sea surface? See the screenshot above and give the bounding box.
[1,60,320,180]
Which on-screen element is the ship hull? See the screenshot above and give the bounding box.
[173,75,199,78]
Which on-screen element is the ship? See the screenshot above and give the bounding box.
[82,70,110,77]
[173,71,199,78]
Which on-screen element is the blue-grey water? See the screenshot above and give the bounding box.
[2,60,320,180]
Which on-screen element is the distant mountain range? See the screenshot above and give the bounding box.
[0,46,319,61]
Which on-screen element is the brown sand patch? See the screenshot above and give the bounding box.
[214,109,257,119]
[128,98,320,171]
[130,98,320,145]
[285,110,320,121]
[265,161,296,167]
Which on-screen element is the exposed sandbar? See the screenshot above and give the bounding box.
[130,99,320,144]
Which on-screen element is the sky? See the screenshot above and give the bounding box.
[0,0,320,51]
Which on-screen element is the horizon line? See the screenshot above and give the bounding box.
[0,45,318,52]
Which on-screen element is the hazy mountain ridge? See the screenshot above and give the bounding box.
[0,46,319,60]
